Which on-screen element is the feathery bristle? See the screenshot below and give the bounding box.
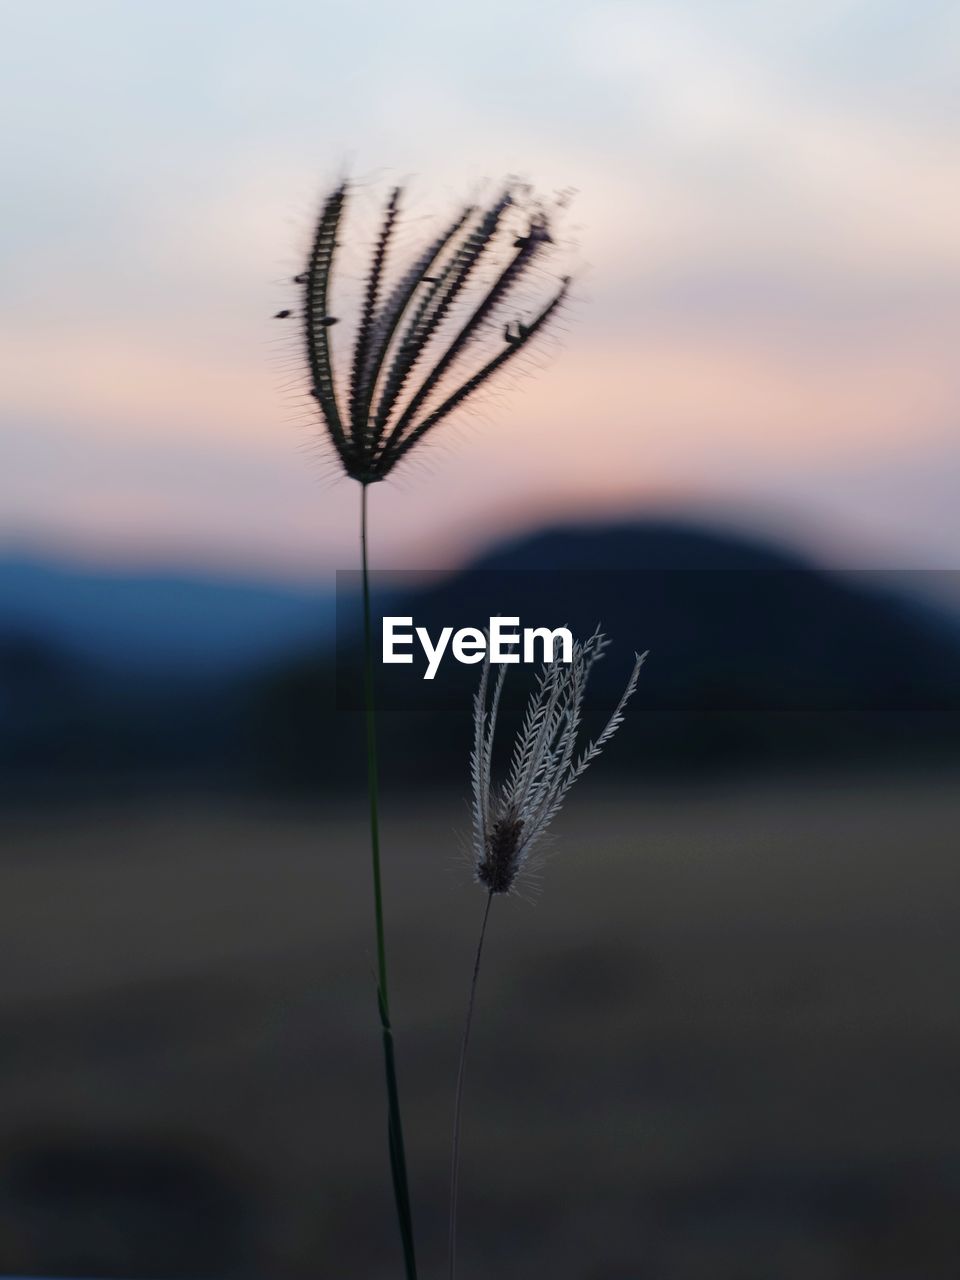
[360,206,474,457]
[385,276,570,470]
[303,182,349,462]
[471,630,645,895]
[383,217,552,448]
[350,186,400,436]
[296,178,572,484]
[373,189,512,443]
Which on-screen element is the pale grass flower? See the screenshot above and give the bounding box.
[450,627,645,1279]
[471,628,646,894]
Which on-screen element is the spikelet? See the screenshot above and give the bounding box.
[471,630,645,895]
[292,179,571,483]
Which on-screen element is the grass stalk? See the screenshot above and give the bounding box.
[448,890,494,1280]
[360,482,418,1279]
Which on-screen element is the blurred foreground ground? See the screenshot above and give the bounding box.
[1,774,958,1278]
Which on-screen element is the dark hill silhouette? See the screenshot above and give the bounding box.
[285,519,960,788]
[363,519,960,714]
[0,555,334,673]
[469,519,806,572]
[3,520,959,798]
[0,556,333,799]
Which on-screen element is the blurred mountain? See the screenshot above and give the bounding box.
[471,520,804,572]
[0,554,334,673]
[385,521,960,711]
[273,519,960,787]
[0,555,333,799]
[2,521,959,799]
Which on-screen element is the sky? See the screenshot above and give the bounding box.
[2,0,959,579]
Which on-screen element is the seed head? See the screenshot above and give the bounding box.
[471,630,645,895]
[299,180,571,483]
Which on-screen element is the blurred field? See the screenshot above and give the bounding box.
[1,774,959,1278]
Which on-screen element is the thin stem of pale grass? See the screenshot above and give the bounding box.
[360,483,418,1279]
[449,890,495,1280]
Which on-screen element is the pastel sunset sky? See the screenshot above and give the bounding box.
[2,0,958,578]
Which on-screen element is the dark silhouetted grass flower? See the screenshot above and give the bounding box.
[286,176,573,1280]
[297,180,570,482]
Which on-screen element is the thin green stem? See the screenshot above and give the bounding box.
[448,890,494,1280]
[361,483,389,1005]
[360,482,418,1279]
